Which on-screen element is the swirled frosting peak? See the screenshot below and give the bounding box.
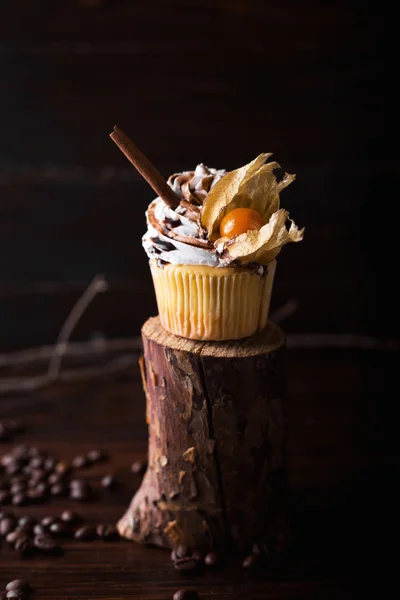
[142,163,227,266]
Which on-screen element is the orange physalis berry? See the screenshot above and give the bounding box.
[219,207,265,239]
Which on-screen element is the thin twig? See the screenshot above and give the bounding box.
[47,274,108,379]
[270,299,299,324]
[0,337,142,370]
[0,355,137,394]
[286,333,399,350]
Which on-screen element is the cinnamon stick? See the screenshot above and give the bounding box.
[109,125,180,209]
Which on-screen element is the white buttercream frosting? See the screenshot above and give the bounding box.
[142,163,227,267]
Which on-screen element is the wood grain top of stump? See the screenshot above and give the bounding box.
[142,316,285,357]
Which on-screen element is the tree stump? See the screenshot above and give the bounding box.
[117,316,287,554]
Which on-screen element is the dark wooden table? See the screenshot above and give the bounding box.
[0,340,393,599]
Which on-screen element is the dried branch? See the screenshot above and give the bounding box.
[47,274,108,379]
[0,284,399,397]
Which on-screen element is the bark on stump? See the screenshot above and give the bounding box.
[118,315,287,554]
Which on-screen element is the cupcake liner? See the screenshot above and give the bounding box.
[149,260,276,341]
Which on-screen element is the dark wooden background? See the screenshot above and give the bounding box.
[0,2,393,598]
[0,0,389,351]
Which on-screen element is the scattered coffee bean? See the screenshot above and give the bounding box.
[6,530,25,545]
[34,534,62,556]
[100,474,117,489]
[173,555,201,572]
[252,541,268,556]
[74,525,97,541]
[50,483,68,497]
[10,482,25,495]
[14,534,35,558]
[49,520,71,537]
[172,590,200,600]
[72,455,88,469]
[0,515,17,536]
[44,457,56,472]
[86,449,107,464]
[33,523,48,536]
[12,492,27,507]
[18,516,36,533]
[48,472,62,486]
[131,460,146,475]
[70,479,92,501]
[5,592,25,600]
[171,544,190,561]
[27,482,48,502]
[28,470,46,487]
[6,462,21,476]
[204,551,218,567]
[5,580,30,593]
[242,553,259,569]
[41,515,55,528]
[96,523,119,541]
[55,460,70,475]
[28,457,43,470]
[60,510,81,525]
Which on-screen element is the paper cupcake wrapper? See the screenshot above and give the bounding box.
[149,260,276,341]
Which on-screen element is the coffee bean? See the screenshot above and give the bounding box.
[29,457,43,470]
[6,530,25,545]
[5,580,30,592]
[131,460,146,475]
[10,482,26,495]
[50,520,71,536]
[72,455,88,469]
[0,515,17,536]
[44,457,56,472]
[28,470,46,487]
[50,483,68,497]
[74,525,97,541]
[96,523,119,541]
[55,460,70,475]
[60,510,81,525]
[33,523,48,536]
[0,490,11,505]
[173,556,200,572]
[171,544,190,562]
[86,449,107,464]
[14,534,35,558]
[1,453,14,467]
[11,492,27,507]
[172,590,200,600]
[70,480,92,501]
[34,534,62,556]
[48,472,63,485]
[100,475,117,489]
[242,553,259,569]
[5,592,26,600]
[252,541,269,556]
[204,551,218,567]
[41,515,55,527]
[27,481,48,502]
[6,462,21,476]
[18,516,37,533]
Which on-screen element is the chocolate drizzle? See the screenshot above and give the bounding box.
[144,164,227,256]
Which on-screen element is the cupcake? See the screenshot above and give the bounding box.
[142,154,304,341]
